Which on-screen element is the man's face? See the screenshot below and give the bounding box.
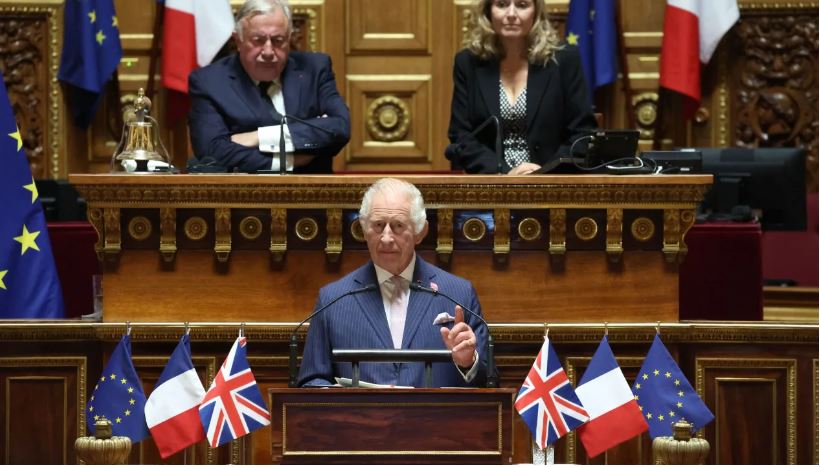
[235,8,290,82]
[363,190,427,276]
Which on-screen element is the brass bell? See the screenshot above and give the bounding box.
[111,88,170,173]
[652,418,710,464]
[74,417,132,464]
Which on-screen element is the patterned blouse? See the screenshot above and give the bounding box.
[499,81,530,169]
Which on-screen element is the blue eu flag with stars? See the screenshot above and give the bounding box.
[58,0,122,128]
[566,0,618,97]
[0,72,65,318]
[631,334,714,438]
[87,334,150,442]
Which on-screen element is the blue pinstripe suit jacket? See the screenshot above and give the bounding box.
[297,256,490,387]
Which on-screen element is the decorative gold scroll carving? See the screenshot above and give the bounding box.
[87,207,104,262]
[159,207,176,263]
[0,3,62,179]
[436,208,453,264]
[102,208,121,262]
[214,208,231,263]
[462,217,487,242]
[325,209,343,262]
[606,208,623,262]
[678,209,696,261]
[548,208,566,256]
[662,209,682,263]
[270,208,287,263]
[493,209,510,262]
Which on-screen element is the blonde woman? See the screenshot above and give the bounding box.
[448,0,597,174]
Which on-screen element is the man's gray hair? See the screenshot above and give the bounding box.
[235,0,292,39]
[359,178,427,235]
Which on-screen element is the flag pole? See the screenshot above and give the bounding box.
[614,0,635,130]
[146,1,165,101]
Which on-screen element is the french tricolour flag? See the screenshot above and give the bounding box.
[659,0,739,117]
[162,0,234,93]
[145,334,206,459]
[575,336,648,458]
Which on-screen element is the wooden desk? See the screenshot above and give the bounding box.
[68,174,711,323]
[269,387,516,464]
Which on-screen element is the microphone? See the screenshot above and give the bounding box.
[408,282,498,388]
[446,115,503,174]
[289,283,378,388]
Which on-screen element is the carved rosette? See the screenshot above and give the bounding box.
[239,216,263,241]
[462,217,487,242]
[517,217,542,242]
[574,217,598,242]
[184,216,208,241]
[436,209,454,264]
[127,217,151,241]
[350,216,365,243]
[366,95,411,142]
[632,92,660,143]
[294,217,319,241]
[631,217,656,242]
[734,14,819,191]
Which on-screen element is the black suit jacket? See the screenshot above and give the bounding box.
[188,52,350,173]
[447,46,598,174]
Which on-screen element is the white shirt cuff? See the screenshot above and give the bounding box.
[455,350,479,383]
[258,124,296,171]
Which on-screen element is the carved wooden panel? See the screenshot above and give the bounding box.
[346,75,431,167]
[731,10,819,191]
[0,3,61,179]
[697,358,797,464]
[346,0,429,53]
[0,357,85,465]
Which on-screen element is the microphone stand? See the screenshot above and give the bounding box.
[409,282,498,388]
[445,115,503,174]
[289,284,378,388]
[278,115,287,175]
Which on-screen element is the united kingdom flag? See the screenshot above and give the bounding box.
[515,338,589,449]
[199,337,270,447]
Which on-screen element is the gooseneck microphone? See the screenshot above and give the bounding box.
[289,283,378,388]
[409,282,498,388]
[445,115,503,174]
[270,113,338,175]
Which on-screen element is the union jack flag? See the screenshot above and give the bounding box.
[515,338,589,449]
[199,337,270,447]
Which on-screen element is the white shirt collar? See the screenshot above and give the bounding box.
[373,253,416,286]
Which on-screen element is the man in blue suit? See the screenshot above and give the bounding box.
[298,178,492,388]
[188,0,350,173]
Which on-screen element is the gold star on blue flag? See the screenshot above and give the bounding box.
[87,334,150,441]
[58,0,122,128]
[631,334,714,438]
[0,72,65,318]
[566,0,618,97]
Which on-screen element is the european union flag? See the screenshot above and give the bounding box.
[87,334,150,442]
[0,73,65,318]
[566,0,618,97]
[631,335,714,438]
[58,0,122,128]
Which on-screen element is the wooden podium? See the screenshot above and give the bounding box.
[68,174,711,324]
[268,388,516,464]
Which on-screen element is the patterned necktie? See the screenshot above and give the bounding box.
[387,276,407,349]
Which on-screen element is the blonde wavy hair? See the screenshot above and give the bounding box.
[464,0,562,66]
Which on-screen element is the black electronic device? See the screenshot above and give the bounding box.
[35,179,86,221]
[698,147,806,231]
[586,129,640,166]
[640,150,703,174]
